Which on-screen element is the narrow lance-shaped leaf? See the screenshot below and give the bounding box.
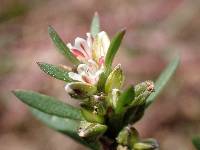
[31,109,101,150]
[193,136,200,150]
[13,90,83,120]
[145,56,180,108]
[37,62,73,82]
[48,26,80,65]
[90,12,100,37]
[105,29,126,71]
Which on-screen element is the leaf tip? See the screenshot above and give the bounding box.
[94,11,99,17]
[12,89,22,96]
[120,28,126,36]
[48,25,56,36]
[36,61,43,67]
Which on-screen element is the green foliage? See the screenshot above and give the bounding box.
[146,56,180,108]
[48,26,80,65]
[105,29,126,71]
[13,90,83,120]
[90,12,100,37]
[193,136,200,150]
[115,85,135,114]
[31,109,101,150]
[37,62,73,82]
[13,12,180,150]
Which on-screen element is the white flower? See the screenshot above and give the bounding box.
[67,31,110,66]
[66,31,110,85]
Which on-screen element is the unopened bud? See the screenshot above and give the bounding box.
[81,94,107,116]
[78,121,107,139]
[133,139,159,150]
[81,108,104,124]
[117,145,128,150]
[116,125,139,147]
[131,81,154,106]
[108,88,121,109]
[105,64,124,93]
[65,82,97,99]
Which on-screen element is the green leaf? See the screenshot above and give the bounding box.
[193,136,200,150]
[37,62,73,82]
[31,109,101,150]
[48,26,80,65]
[13,90,83,120]
[115,85,135,114]
[145,56,180,108]
[105,29,126,71]
[90,12,100,37]
[123,104,145,125]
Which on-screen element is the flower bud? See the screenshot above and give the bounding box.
[116,125,139,147]
[108,88,121,109]
[133,140,158,150]
[117,145,128,150]
[81,94,107,116]
[78,121,107,139]
[105,64,124,93]
[131,81,154,106]
[116,126,129,145]
[81,108,104,124]
[65,82,97,99]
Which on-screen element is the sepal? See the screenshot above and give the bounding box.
[81,94,107,116]
[65,82,97,99]
[81,108,104,124]
[78,121,107,140]
[133,139,159,150]
[116,126,139,147]
[105,64,124,93]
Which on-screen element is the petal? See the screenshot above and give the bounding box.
[86,33,93,49]
[67,43,73,49]
[68,72,84,82]
[92,31,110,64]
[71,48,85,57]
[65,83,73,93]
[97,31,110,54]
[75,37,90,58]
[87,59,99,72]
[77,64,89,75]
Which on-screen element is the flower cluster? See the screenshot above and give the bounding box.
[13,13,180,150]
[61,29,157,149]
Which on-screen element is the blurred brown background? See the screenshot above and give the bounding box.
[0,0,200,149]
